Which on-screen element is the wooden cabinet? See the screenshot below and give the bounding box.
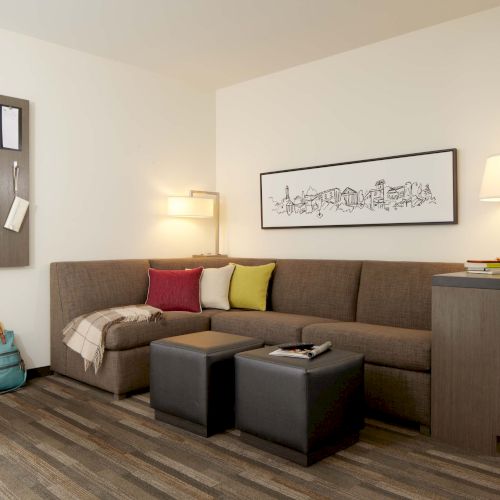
[432,272,500,455]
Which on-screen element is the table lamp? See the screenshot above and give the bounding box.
[480,155,500,261]
[480,155,500,202]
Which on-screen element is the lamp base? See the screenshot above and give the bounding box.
[192,254,228,258]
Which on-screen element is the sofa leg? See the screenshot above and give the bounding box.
[113,393,126,401]
[420,424,431,436]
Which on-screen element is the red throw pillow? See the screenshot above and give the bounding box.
[146,267,203,312]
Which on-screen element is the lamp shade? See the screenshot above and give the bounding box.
[166,196,214,218]
[480,155,500,201]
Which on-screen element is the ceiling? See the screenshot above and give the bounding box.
[0,0,499,89]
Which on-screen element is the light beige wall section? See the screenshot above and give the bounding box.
[216,8,500,261]
[0,28,215,368]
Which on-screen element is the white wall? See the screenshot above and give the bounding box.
[216,8,500,261]
[0,29,215,368]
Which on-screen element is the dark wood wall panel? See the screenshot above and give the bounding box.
[0,95,29,267]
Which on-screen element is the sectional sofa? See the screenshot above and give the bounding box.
[50,257,461,428]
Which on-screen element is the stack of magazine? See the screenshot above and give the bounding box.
[465,259,500,275]
[269,341,332,359]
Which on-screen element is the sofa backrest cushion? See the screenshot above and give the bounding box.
[150,257,230,270]
[149,257,275,270]
[271,259,362,320]
[356,261,463,330]
[51,259,150,326]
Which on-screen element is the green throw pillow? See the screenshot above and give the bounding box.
[229,262,275,311]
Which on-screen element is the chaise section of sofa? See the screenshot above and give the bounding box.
[50,259,151,376]
[50,259,219,397]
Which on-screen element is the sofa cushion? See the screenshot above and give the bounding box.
[105,311,211,350]
[271,259,362,320]
[150,257,230,270]
[52,259,150,327]
[149,257,275,270]
[356,261,462,330]
[211,311,335,344]
[302,322,431,372]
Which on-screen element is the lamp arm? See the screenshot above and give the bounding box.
[190,190,220,255]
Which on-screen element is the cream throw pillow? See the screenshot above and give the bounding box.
[196,264,235,310]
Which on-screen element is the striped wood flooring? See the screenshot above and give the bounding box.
[0,375,499,499]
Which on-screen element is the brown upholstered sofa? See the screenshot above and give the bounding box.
[50,257,461,428]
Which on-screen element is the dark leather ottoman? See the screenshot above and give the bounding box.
[235,346,364,466]
[150,331,263,437]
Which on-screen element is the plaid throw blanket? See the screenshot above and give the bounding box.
[62,305,162,373]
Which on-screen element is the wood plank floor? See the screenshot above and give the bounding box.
[0,375,499,499]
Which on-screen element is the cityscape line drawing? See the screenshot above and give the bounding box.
[269,179,437,219]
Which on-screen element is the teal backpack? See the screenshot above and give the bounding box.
[0,330,26,394]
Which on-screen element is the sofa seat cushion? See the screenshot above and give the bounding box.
[211,311,336,344]
[105,311,211,350]
[302,322,430,372]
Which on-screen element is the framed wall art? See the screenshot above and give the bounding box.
[260,149,457,229]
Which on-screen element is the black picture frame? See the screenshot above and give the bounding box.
[260,148,457,229]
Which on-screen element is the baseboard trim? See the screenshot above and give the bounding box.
[27,366,52,380]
